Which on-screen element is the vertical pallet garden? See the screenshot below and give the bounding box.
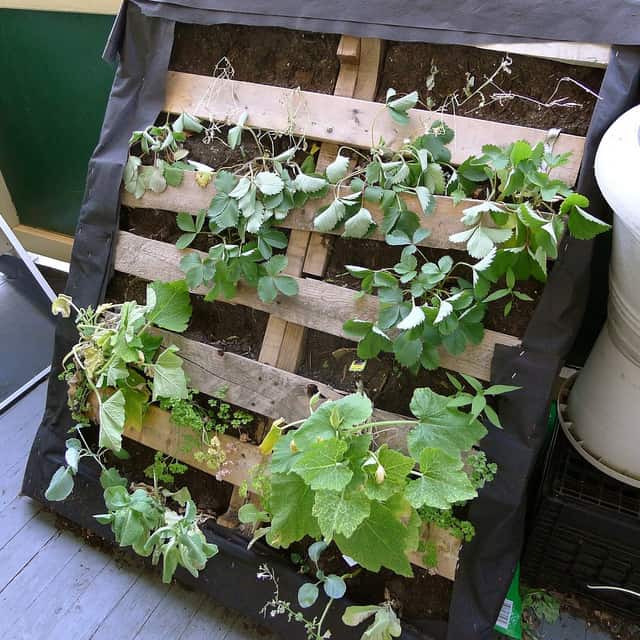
[43,24,612,640]
[107,33,587,584]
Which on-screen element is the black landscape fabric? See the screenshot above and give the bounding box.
[22,1,640,638]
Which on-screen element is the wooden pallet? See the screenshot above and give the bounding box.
[113,35,587,581]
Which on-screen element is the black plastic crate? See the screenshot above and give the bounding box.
[522,424,640,619]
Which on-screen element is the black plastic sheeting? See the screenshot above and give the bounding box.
[21,1,640,638]
[134,0,640,45]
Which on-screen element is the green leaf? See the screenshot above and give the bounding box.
[408,388,486,457]
[122,387,147,431]
[484,384,520,396]
[268,473,321,547]
[393,332,423,367]
[305,393,373,433]
[238,503,269,525]
[255,171,284,195]
[257,276,278,303]
[152,347,188,401]
[145,280,192,332]
[294,173,327,193]
[264,254,288,276]
[567,205,611,240]
[176,212,196,232]
[335,496,417,577]
[100,467,127,489]
[99,390,126,452]
[324,574,347,599]
[308,540,328,562]
[326,154,350,184]
[313,487,371,540]
[343,605,402,639]
[343,207,374,238]
[363,446,414,501]
[415,186,435,215]
[396,304,425,331]
[406,448,476,509]
[342,605,379,627]
[45,466,75,501]
[314,199,346,232]
[424,163,445,193]
[274,276,298,297]
[298,582,319,608]
[292,438,353,491]
[510,140,533,164]
[164,164,184,187]
[484,404,503,429]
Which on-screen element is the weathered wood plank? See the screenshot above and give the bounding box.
[90,571,171,640]
[132,584,206,640]
[164,71,584,183]
[11,538,111,639]
[121,172,496,252]
[125,406,264,487]
[178,599,249,640]
[46,556,141,640]
[115,231,520,381]
[0,530,84,637]
[336,35,361,64]
[0,510,57,587]
[476,41,610,68]
[409,524,460,582]
[0,496,41,545]
[151,327,408,425]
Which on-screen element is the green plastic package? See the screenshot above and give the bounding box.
[494,563,523,639]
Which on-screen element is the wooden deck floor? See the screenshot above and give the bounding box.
[0,381,276,640]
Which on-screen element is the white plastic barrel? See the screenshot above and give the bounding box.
[564,104,640,486]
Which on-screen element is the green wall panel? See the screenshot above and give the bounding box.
[0,10,115,235]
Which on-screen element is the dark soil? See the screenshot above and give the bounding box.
[170,24,341,93]
[376,43,603,137]
[291,540,452,622]
[106,272,268,360]
[117,438,234,516]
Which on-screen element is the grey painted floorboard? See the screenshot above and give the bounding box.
[89,571,171,640]
[47,557,141,640]
[0,510,58,589]
[0,530,84,635]
[0,495,41,543]
[177,599,242,640]
[132,584,206,640]
[10,541,112,639]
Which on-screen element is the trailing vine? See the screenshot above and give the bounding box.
[46,286,220,582]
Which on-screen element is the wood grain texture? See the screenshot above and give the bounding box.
[115,231,520,381]
[164,71,584,184]
[124,406,264,488]
[122,174,499,252]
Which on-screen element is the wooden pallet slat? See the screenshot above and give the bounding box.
[114,230,520,381]
[164,71,584,184]
[85,394,458,579]
[122,175,499,253]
